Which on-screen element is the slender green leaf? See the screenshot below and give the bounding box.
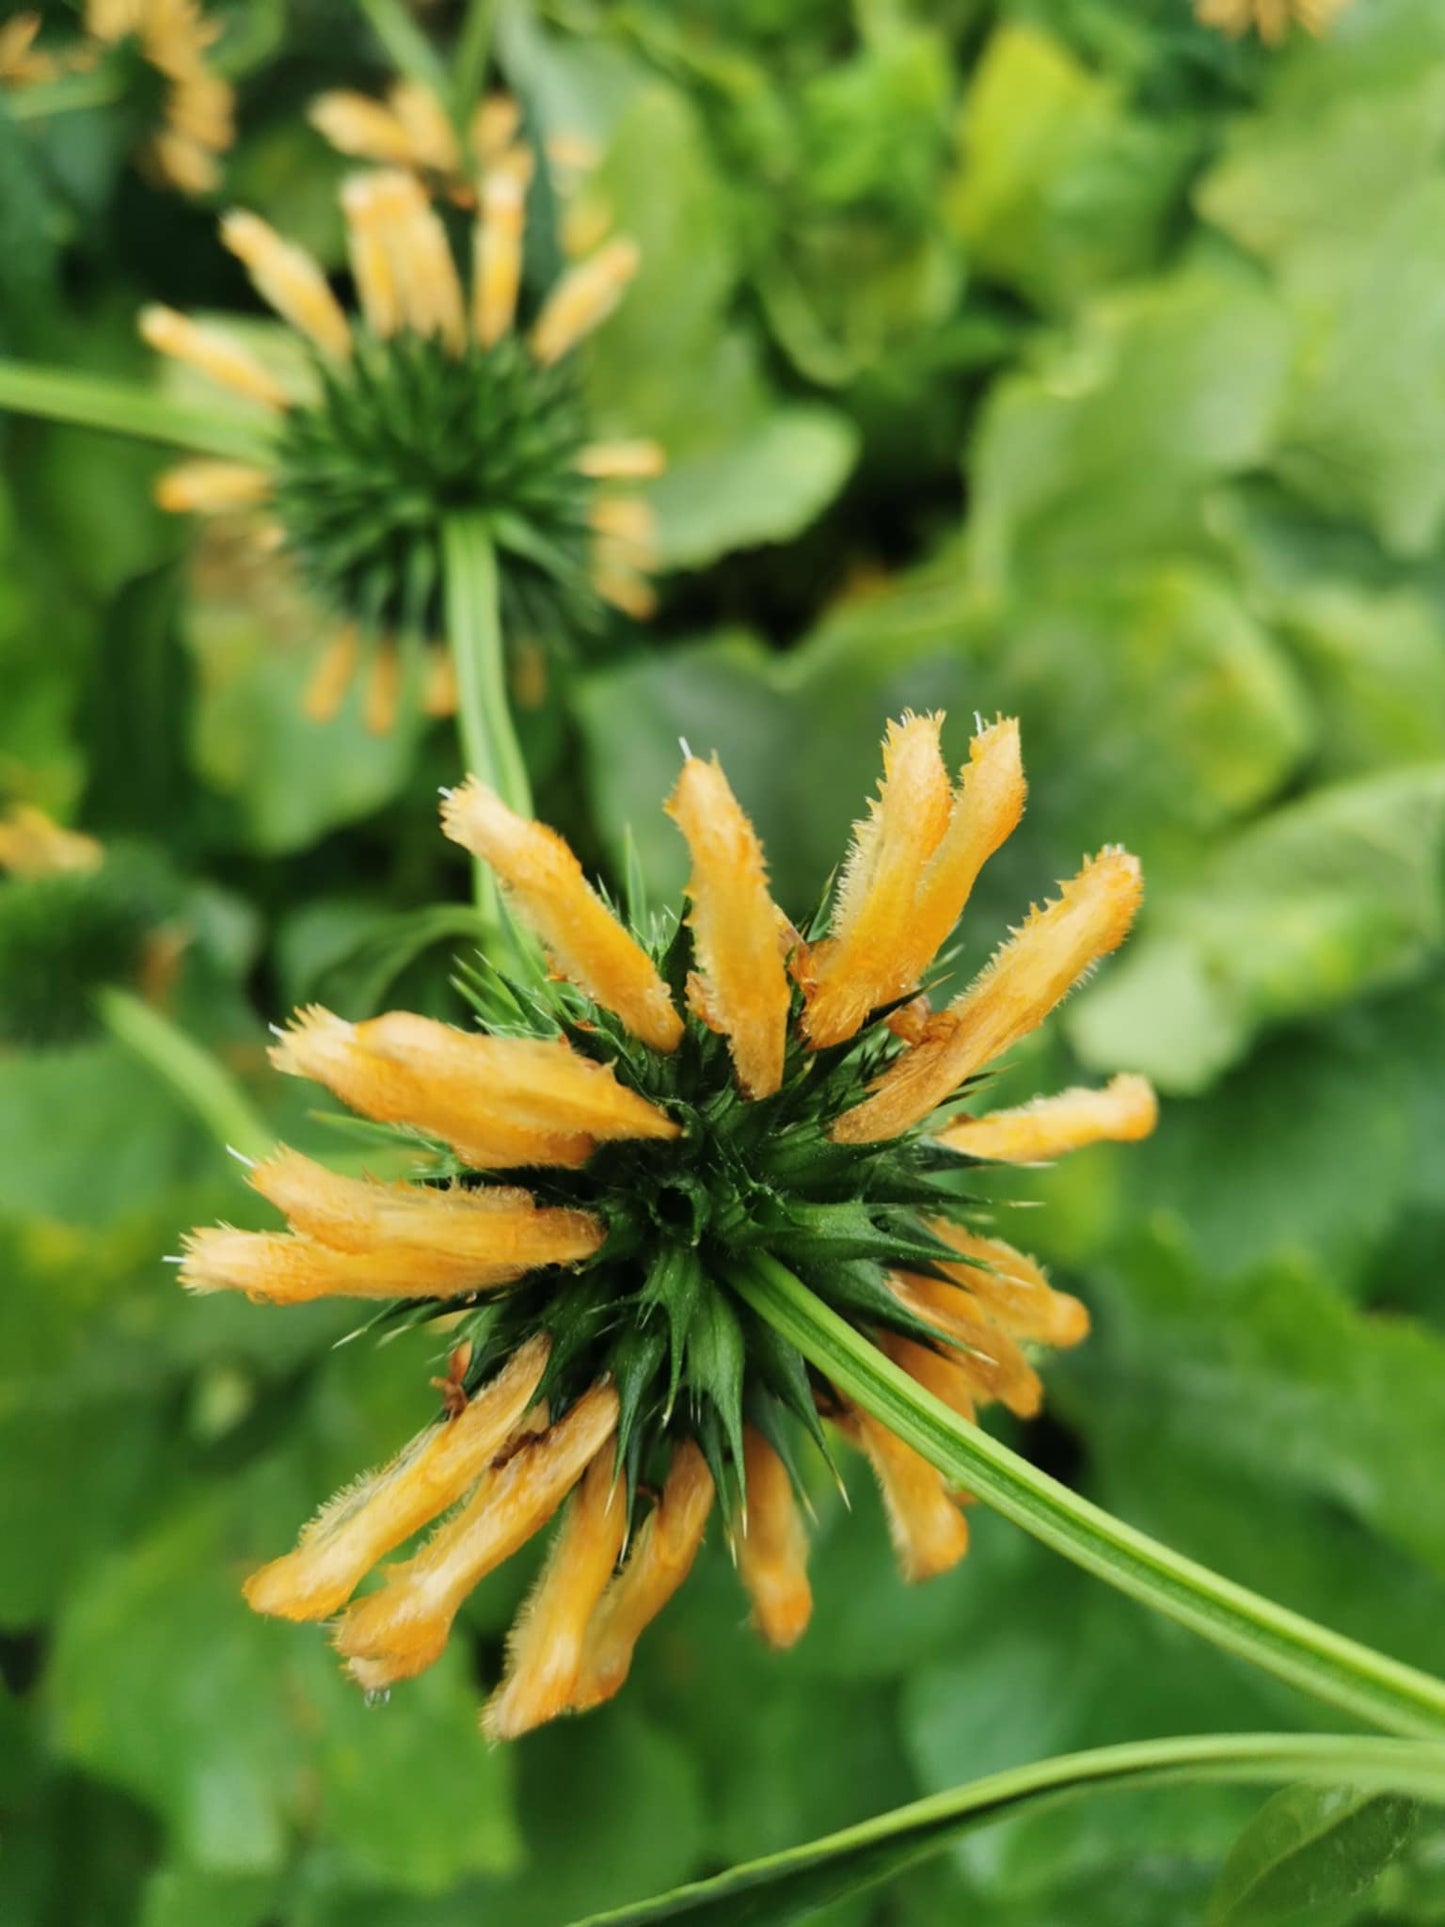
[571,1735,1445,1926]
[0,363,276,461]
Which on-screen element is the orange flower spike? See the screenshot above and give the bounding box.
[735,1428,812,1651]
[938,1073,1159,1164]
[844,1404,969,1582]
[483,1447,628,1740]
[833,848,1143,1144]
[269,1006,679,1168]
[800,714,953,1048]
[138,305,289,410]
[335,1381,620,1691]
[220,210,352,360]
[570,1439,715,1712]
[441,781,683,1053]
[247,1145,602,1267]
[931,1222,1090,1349]
[530,236,641,367]
[665,755,791,1100]
[889,1272,1044,1418]
[244,1336,550,1622]
[473,147,533,347]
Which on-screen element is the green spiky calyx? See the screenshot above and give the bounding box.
[379,907,987,1535]
[273,333,595,640]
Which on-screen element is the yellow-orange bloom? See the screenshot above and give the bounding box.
[666,756,792,1100]
[335,1381,619,1691]
[832,849,1143,1144]
[842,1404,969,1583]
[938,1073,1158,1164]
[245,1335,551,1620]
[802,715,1025,1048]
[1194,0,1351,43]
[441,780,683,1054]
[735,1428,812,1650]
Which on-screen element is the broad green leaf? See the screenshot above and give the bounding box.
[1071,764,1445,1091]
[966,270,1291,598]
[570,1735,1445,1927]
[1208,1786,1418,1924]
[949,24,1193,313]
[651,409,859,571]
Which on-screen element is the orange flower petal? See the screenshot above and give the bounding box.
[889,1272,1043,1418]
[938,1074,1158,1163]
[832,849,1143,1143]
[440,781,683,1053]
[220,210,352,359]
[483,1446,627,1739]
[736,1428,812,1651]
[472,146,533,347]
[842,1404,969,1582]
[139,304,289,409]
[270,1006,679,1168]
[569,1439,714,1711]
[244,1335,550,1620]
[335,1382,619,1691]
[665,756,791,1099]
[930,1223,1090,1348]
[530,236,640,366]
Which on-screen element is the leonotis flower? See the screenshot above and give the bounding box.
[0,1,233,195]
[181,712,1154,1737]
[141,143,661,728]
[1194,0,1351,42]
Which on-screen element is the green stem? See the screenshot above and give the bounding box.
[0,362,276,462]
[574,1733,1445,1926]
[731,1253,1445,1743]
[442,512,536,973]
[354,0,447,94]
[98,989,272,1165]
[453,0,500,129]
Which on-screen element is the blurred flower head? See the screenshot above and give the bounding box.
[0,2,233,195]
[1194,0,1352,43]
[182,712,1154,1737]
[142,118,661,727]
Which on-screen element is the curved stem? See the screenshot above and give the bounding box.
[574,1732,1445,1926]
[442,512,537,975]
[0,361,277,461]
[98,989,272,1165]
[730,1253,1445,1743]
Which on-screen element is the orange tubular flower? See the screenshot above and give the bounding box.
[186,711,1152,1736]
[1194,0,1352,44]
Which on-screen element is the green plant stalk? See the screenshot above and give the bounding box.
[453,0,500,129]
[4,68,125,120]
[442,512,537,974]
[0,362,276,461]
[354,0,447,95]
[98,989,272,1165]
[573,1733,1445,1927]
[730,1252,1445,1742]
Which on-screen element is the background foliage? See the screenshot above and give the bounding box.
[5,0,1445,1921]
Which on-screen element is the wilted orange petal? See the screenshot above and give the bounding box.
[665,756,791,1099]
[483,1447,627,1739]
[736,1428,812,1650]
[832,849,1143,1144]
[930,1223,1089,1349]
[440,781,682,1053]
[569,1439,714,1712]
[877,1330,978,1425]
[244,1335,550,1620]
[938,1074,1158,1164]
[890,1272,1043,1418]
[335,1382,620,1690]
[843,1404,969,1582]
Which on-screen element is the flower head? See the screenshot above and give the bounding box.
[1,2,233,194]
[142,130,660,725]
[1194,0,1352,43]
[183,711,1152,1736]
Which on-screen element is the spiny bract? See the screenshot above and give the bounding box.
[181,711,1157,1739]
